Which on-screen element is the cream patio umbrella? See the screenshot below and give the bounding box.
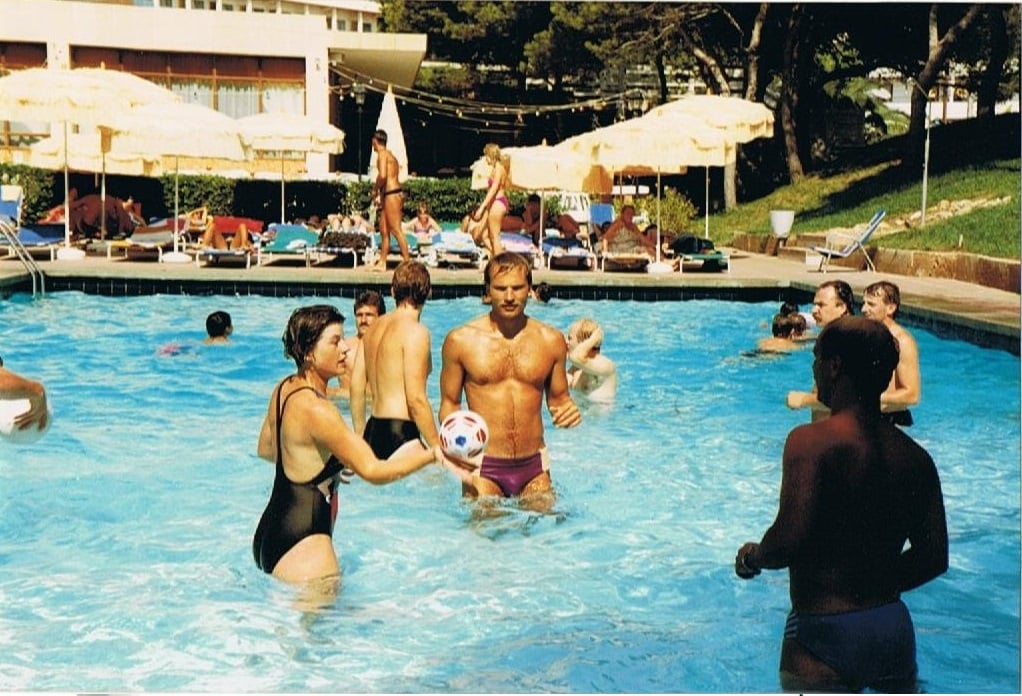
[99,101,249,262]
[237,112,345,224]
[559,115,731,270]
[0,66,180,258]
[642,95,775,236]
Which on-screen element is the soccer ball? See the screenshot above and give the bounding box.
[439,410,489,461]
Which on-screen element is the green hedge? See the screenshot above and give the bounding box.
[1,163,562,227]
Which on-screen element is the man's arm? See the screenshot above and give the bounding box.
[403,324,440,449]
[567,328,614,378]
[737,427,818,575]
[897,452,948,591]
[881,331,921,412]
[544,328,582,428]
[438,331,466,422]
[350,340,369,435]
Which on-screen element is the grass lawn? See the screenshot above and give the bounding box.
[711,158,1020,260]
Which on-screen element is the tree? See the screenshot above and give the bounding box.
[908,4,983,164]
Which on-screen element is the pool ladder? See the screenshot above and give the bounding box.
[0,217,46,298]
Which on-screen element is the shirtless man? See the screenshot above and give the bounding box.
[785,279,855,418]
[350,260,439,458]
[330,290,385,400]
[439,252,582,502]
[371,129,410,270]
[862,280,920,426]
[736,316,947,692]
[566,318,617,404]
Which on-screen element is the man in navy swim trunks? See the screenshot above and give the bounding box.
[439,252,582,505]
[736,316,948,692]
[351,260,439,459]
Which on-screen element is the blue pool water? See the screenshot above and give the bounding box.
[0,291,1018,693]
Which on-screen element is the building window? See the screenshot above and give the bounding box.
[336,19,347,31]
[363,22,374,32]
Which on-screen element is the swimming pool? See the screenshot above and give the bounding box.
[0,291,1018,692]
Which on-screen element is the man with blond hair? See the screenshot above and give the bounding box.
[566,318,617,403]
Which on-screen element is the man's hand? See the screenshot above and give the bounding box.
[550,401,582,428]
[735,542,762,579]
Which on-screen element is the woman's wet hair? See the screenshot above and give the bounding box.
[282,304,344,368]
[820,280,856,315]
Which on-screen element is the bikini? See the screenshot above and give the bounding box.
[487,177,509,210]
[252,384,347,575]
[784,600,917,691]
[382,187,403,197]
[363,416,421,459]
[478,449,547,497]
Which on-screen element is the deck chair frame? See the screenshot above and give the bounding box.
[810,209,886,273]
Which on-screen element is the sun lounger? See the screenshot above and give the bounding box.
[543,235,595,270]
[312,230,372,267]
[500,232,542,267]
[676,251,730,273]
[429,230,484,268]
[368,232,420,267]
[257,224,321,267]
[194,246,254,268]
[107,227,177,262]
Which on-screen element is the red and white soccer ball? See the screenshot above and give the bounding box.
[439,409,489,461]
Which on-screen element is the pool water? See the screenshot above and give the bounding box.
[0,291,1018,693]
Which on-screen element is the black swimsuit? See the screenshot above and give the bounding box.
[252,385,346,574]
[363,416,421,459]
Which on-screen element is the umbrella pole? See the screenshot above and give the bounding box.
[63,123,70,249]
[280,153,285,224]
[704,168,710,239]
[656,169,662,264]
[100,152,107,241]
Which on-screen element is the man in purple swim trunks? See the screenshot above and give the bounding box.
[439,251,581,506]
[735,316,948,692]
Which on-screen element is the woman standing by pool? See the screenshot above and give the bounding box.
[253,304,441,591]
[472,143,509,257]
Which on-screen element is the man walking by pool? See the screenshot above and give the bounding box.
[785,279,855,419]
[371,129,410,271]
[862,280,920,426]
[735,316,948,693]
[439,252,582,504]
[350,260,439,459]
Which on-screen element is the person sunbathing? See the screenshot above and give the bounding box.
[200,220,253,251]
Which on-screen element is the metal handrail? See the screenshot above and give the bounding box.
[0,217,45,297]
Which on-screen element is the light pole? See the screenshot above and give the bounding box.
[353,82,366,182]
[909,79,932,227]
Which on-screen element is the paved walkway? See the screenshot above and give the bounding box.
[2,246,1018,352]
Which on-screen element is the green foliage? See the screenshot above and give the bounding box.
[654,187,698,233]
[0,164,57,224]
[160,174,235,217]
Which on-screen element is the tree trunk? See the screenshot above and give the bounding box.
[654,52,669,105]
[977,6,1008,119]
[743,3,769,101]
[781,4,805,184]
[907,3,983,164]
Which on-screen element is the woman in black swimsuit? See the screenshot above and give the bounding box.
[253,304,441,590]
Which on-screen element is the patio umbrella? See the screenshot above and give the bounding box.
[367,87,408,182]
[642,96,774,236]
[470,144,612,193]
[0,66,180,258]
[99,101,249,262]
[237,112,345,224]
[559,115,731,270]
